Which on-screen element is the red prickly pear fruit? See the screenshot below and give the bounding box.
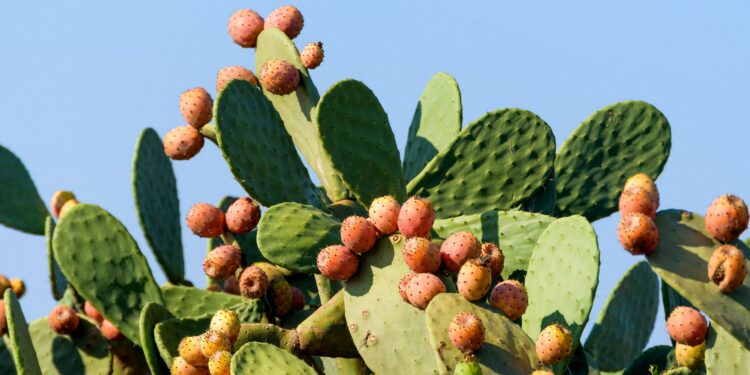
[217,66,258,93]
[406,273,446,309]
[317,245,359,281]
[227,9,264,48]
[203,245,241,280]
[705,194,749,243]
[402,237,441,273]
[291,287,305,310]
[58,198,80,219]
[269,279,293,317]
[178,335,208,367]
[225,197,261,235]
[397,197,435,238]
[84,301,104,324]
[340,216,378,253]
[439,231,481,273]
[48,305,79,335]
[163,125,204,161]
[707,244,747,293]
[618,187,658,218]
[9,278,24,299]
[264,5,304,39]
[617,212,659,255]
[447,312,485,353]
[301,42,324,69]
[489,280,528,321]
[259,59,300,95]
[0,303,7,336]
[187,203,226,238]
[369,195,401,235]
[210,309,240,344]
[398,273,417,303]
[457,259,492,301]
[201,331,232,359]
[101,319,123,340]
[171,356,210,375]
[535,324,573,365]
[667,307,707,346]
[238,266,268,299]
[222,275,240,295]
[50,191,76,219]
[180,87,213,129]
[675,341,706,369]
[0,275,8,296]
[208,351,232,375]
[480,242,504,279]
[624,173,660,207]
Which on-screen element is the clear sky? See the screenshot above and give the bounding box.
[2,1,749,351]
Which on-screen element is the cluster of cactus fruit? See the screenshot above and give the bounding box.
[1,3,750,375]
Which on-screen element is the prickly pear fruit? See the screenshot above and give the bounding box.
[84,301,104,324]
[201,331,231,359]
[535,324,573,365]
[675,341,705,370]
[454,361,482,375]
[624,173,660,207]
[171,356,210,375]
[238,266,268,299]
[480,242,504,279]
[530,370,554,375]
[227,9,264,48]
[180,87,213,128]
[203,245,241,280]
[448,312,485,353]
[225,197,261,235]
[489,280,528,321]
[406,273,446,309]
[301,42,324,69]
[398,272,417,303]
[398,196,435,237]
[58,198,80,219]
[666,306,707,346]
[402,237,441,273]
[9,278,24,298]
[369,195,401,235]
[707,244,747,293]
[48,305,79,335]
[259,59,300,95]
[210,309,240,344]
[268,278,293,317]
[101,319,123,340]
[50,190,75,218]
[457,259,492,301]
[440,231,481,273]
[705,194,749,243]
[317,245,359,281]
[179,335,208,366]
[340,216,378,253]
[291,287,305,310]
[617,212,659,255]
[253,262,284,282]
[163,125,204,161]
[264,5,304,39]
[208,350,231,375]
[187,203,226,238]
[0,275,9,296]
[217,66,258,93]
[618,187,657,218]
[0,303,7,336]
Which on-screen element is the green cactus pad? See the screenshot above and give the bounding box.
[231,342,317,375]
[520,175,556,216]
[297,291,358,358]
[255,28,349,202]
[432,210,555,281]
[402,73,462,182]
[28,316,111,375]
[555,101,671,221]
[139,303,174,375]
[424,293,537,374]
[154,316,211,367]
[706,324,750,374]
[132,128,184,283]
[522,216,599,374]
[257,202,341,273]
[316,79,407,206]
[661,280,693,322]
[0,144,48,235]
[407,109,555,218]
[161,285,242,318]
[327,199,368,221]
[622,346,676,375]
[344,235,451,374]
[52,204,164,345]
[646,209,750,349]
[3,290,42,375]
[215,79,323,208]
[45,216,67,300]
[110,339,150,375]
[0,337,16,375]
[584,261,659,373]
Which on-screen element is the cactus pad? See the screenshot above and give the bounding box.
[28,316,111,375]
[296,291,358,357]
[316,79,407,205]
[161,285,243,319]
[231,342,317,375]
[0,338,15,375]
[647,209,750,349]
[407,109,555,218]
[705,324,750,374]
[661,280,693,322]
[52,204,164,344]
[139,303,174,375]
[3,290,42,375]
[403,72,462,182]
[132,127,184,283]
[154,316,211,366]
[622,346,676,375]
[555,101,671,221]
[215,79,323,208]
[257,202,341,273]
[0,144,48,235]
[584,261,659,373]
[45,216,67,300]
[424,293,537,374]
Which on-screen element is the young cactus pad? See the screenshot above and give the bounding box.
[0,144,48,235]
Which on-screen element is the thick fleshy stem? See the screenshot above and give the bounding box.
[199,123,218,145]
[315,274,333,304]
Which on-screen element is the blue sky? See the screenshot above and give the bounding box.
[2,1,749,350]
